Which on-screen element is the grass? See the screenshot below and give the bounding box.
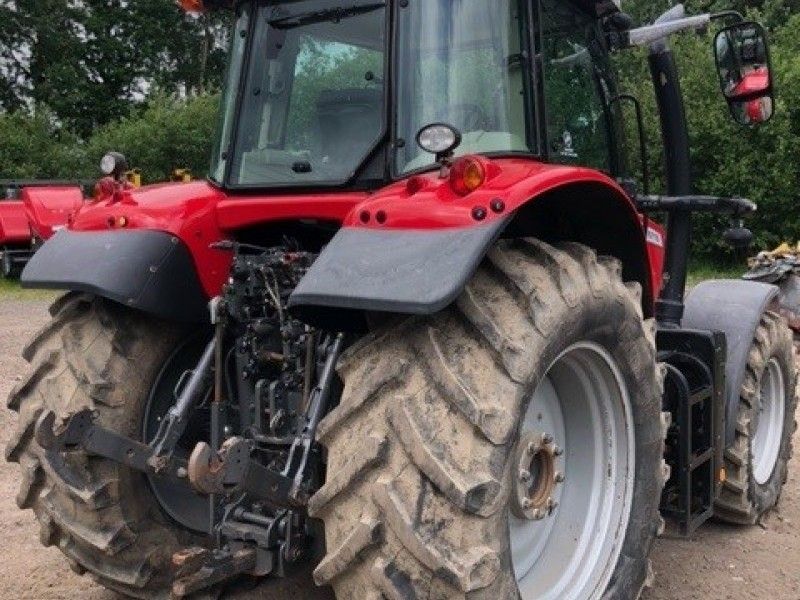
[685,259,746,290]
[0,278,59,301]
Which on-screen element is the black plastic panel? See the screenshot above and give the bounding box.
[22,229,209,323]
[288,220,508,328]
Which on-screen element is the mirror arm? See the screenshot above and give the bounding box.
[624,14,712,49]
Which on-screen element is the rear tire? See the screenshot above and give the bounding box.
[310,240,667,599]
[715,311,797,524]
[5,293,202,598]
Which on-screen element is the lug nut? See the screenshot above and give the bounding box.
[542,433,554,445]
[177,467,188,479]
[553,445,564,457]
[554,472,565,483]
[532,509,545,520]
[522,498,533,509]
[519,469,531,483]
[527,442,537,456]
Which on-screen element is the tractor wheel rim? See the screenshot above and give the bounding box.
[509,342,634,600]
[753,358,785,485]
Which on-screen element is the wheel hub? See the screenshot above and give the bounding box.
[512,431,563,521]
[509,342,634,600]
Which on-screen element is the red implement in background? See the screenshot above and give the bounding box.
[0,182,87,277]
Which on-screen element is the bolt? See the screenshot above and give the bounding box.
[177,467,188,479]
[519,469,531,483]
[490,199,506,213]
[542,433,554,445]
[553,445,564,457]
[527,442,538,456]
[554,472,565,483]
[532,509,545,520]
[522,498,533,509]
[472,206,488,221]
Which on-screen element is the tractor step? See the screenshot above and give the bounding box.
[657,329,727,536]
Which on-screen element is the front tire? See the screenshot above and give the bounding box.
[5,294,202,598]
[715,311,797,524]
[310,240,666,599]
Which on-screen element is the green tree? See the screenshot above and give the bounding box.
[0,108,86,179]
[0,1,230,137]
[85,92,220,183]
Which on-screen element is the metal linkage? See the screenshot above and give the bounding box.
[34,409,189,484]
[148,337,216,471]
[185,333,345,508]
[172,546,257,598]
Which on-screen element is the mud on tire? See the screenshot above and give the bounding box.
[715,311,798,525]
[309,240,667,599]
[5,293,202,598]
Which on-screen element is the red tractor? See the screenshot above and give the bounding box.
[6,2,793,599]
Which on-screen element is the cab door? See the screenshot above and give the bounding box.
[537,0,625,176]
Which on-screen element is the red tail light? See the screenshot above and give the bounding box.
[449,156,486,196]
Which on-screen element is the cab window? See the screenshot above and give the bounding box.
[539,0,618,172]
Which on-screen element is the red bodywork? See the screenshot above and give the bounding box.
[66,157,666,305]
[732,67,772,123]
[0,200,32,246]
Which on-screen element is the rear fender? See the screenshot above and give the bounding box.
[290,171,656,329]
[22,229,210,323]
[683,280,779,447]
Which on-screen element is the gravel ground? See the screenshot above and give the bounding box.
[1,297,798,599]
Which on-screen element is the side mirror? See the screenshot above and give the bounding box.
[714,22,774,126]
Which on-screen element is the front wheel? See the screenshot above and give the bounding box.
[715,311,797,524]
[310,240,667,599]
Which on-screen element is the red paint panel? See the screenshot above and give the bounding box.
[340,158,640,230]
[71,181,230,296]
[0,201,31,244]
[66,160,653,304]
[22,187,85,240]
[644,218,666,298]
[215,193,367,230]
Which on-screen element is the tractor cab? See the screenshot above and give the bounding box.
[209,0,632,190]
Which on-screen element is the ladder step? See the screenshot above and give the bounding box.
[688,448,714,471]
[689,386,712,406]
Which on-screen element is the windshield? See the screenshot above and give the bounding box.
[395,0,535,174]
[212,1,387,187]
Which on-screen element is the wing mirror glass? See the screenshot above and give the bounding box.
[714,22,774,126]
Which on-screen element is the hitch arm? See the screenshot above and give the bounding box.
[34,410,188,483]
[148,337,216,469]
